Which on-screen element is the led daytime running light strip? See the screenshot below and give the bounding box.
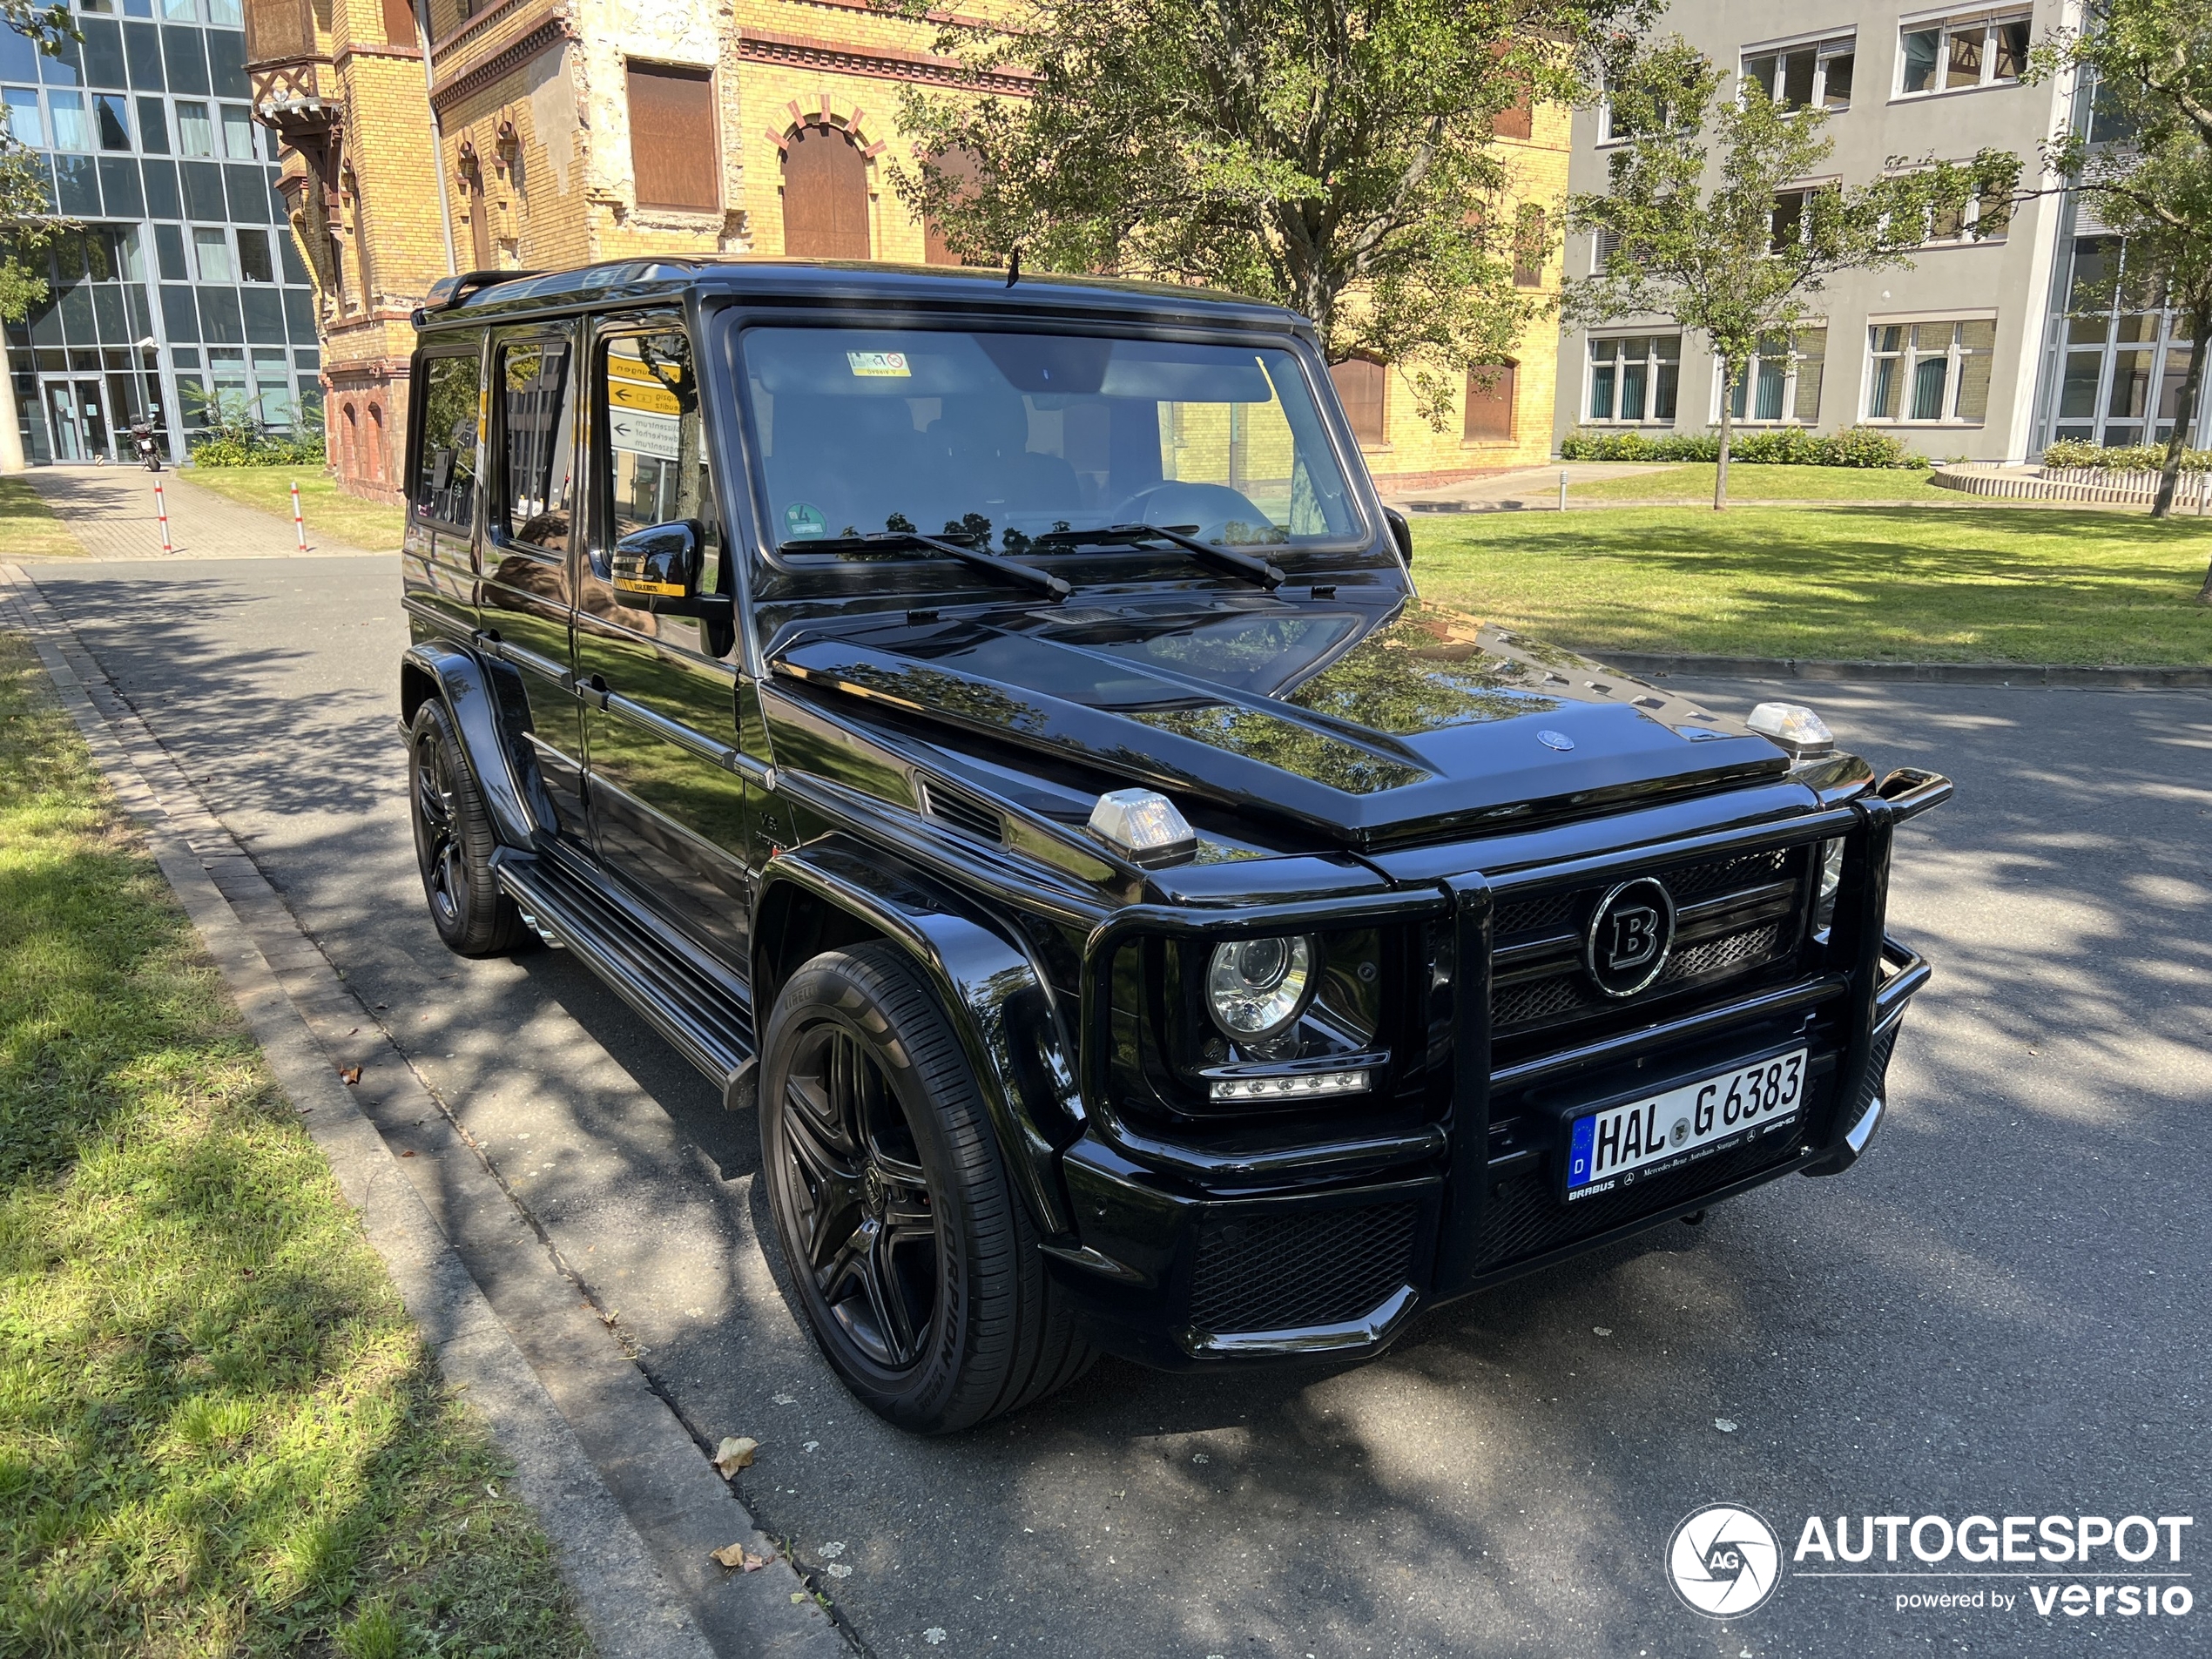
[1209,1069,1370,1103]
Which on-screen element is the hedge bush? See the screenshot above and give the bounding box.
[184,398,328,469]
[2040,439,2212,473]
[1559,425,1926,469]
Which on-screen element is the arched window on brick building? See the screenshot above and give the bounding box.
[782,124,870,260]
[340,401,358,480]
[367,401,387,485]
[462,152,491,270]
[1330,357,1387,447]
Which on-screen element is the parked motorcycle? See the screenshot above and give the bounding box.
[130,423,161,471]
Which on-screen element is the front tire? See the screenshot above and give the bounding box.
[759,943,1092,1433]
[408,698,529,956]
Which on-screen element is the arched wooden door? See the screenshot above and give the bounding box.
[781,125,870,260]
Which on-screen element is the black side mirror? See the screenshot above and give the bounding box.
[1382,505,1413,566]
[609,520,731,621]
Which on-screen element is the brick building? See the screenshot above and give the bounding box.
[242,0,1570,499]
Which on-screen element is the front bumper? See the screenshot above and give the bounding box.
[1043,771,1945,1372]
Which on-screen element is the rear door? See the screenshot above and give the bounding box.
[480,325,589,841]
[572,311,754,963]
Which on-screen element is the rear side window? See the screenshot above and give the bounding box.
[497,341,576,554]
[413,350,482,528]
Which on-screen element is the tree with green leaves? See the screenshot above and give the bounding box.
[880,0,1648,428]
[2033,3,2212,561]
[1565,41,2018,509]
[0,3,76,472]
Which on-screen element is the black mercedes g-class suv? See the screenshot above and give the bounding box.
[398,259,1944,1433]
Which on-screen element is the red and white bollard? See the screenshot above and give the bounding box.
[153,479,173,554]
[290,480,307,551]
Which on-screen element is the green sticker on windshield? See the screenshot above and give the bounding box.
[784,502,827,540]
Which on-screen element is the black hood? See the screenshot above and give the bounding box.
[771,594,1788,846]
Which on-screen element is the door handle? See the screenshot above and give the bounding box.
[581,673,610,710]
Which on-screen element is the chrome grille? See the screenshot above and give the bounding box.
[1488,846,1808,1039]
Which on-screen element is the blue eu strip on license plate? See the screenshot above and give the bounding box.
[1562,1049,1806,1202]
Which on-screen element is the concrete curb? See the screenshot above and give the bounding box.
[0,563,847,1659]
[1575,650,2212,691]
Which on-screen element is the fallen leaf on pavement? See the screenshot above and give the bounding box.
[400,1150,416,1158]
[338,1067,361,1085]
[710,1541,776,1571]
[713,1435,759,1474]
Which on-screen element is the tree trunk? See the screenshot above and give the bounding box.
[0,361,24,474]
[1714,362,1738,512]
[2157,301,2206,523]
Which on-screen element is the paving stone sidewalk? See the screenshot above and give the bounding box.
[23,463,377,560]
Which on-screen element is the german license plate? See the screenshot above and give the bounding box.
[1561,1049,1806,1202]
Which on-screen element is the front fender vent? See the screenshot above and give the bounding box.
[917,778,1005,846]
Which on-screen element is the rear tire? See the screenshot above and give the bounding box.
[759,943,1092,1433]
[408,698,529,956]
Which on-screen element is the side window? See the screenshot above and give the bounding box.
[498,341,576,554]
[599,326,718,581]
[413,351,482,527]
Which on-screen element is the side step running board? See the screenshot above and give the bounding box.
[492,847,758,1109]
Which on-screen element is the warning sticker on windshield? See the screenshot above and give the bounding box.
[846,351,911,378]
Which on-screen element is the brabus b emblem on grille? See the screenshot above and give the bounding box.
[1584,876,1678,998]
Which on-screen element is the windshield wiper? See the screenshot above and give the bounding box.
[779,530,1071,602]
[1031,523,1285,590]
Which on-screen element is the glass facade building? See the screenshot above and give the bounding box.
[4,0,320,462]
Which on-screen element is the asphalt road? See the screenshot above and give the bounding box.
[28,554,2210,1658]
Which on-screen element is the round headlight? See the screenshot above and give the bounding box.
[1204,934,1317,1041]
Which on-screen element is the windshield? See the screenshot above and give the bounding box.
[738,327,1366,557]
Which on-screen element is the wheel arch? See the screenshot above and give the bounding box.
[754,838,1082,1241]
[401,642,552,850]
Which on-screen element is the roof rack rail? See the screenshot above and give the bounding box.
[422,268,544,311]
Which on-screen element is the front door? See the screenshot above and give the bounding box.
[573,314,755,965]
[44,380,110,461]
[479,327,589,842]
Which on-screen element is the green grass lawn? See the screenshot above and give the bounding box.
[1566,463,1955,503]
[184,466,407,551]
[1413,503,2212,666]
[0,634,590,1657]
[0,477,83,558]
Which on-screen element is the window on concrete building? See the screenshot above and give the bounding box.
[627,62,718,212]
[1330,357,1386,446]
[1898,13,2030,97]
[782,122,869,258]
[1587,335,1679,423]
[1740,37,1855,111]
[1865,320,1995,423]
[1463,362,1516,442]
[1724,328,1824,423]
[2050,236,2202,448]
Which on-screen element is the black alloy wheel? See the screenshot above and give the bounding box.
[408,698,529,956]
[776,1018,940,1368]
[759,944,1093,1432]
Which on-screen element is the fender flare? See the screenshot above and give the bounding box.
[401,641,554,849]
[755,839,1082,1241]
